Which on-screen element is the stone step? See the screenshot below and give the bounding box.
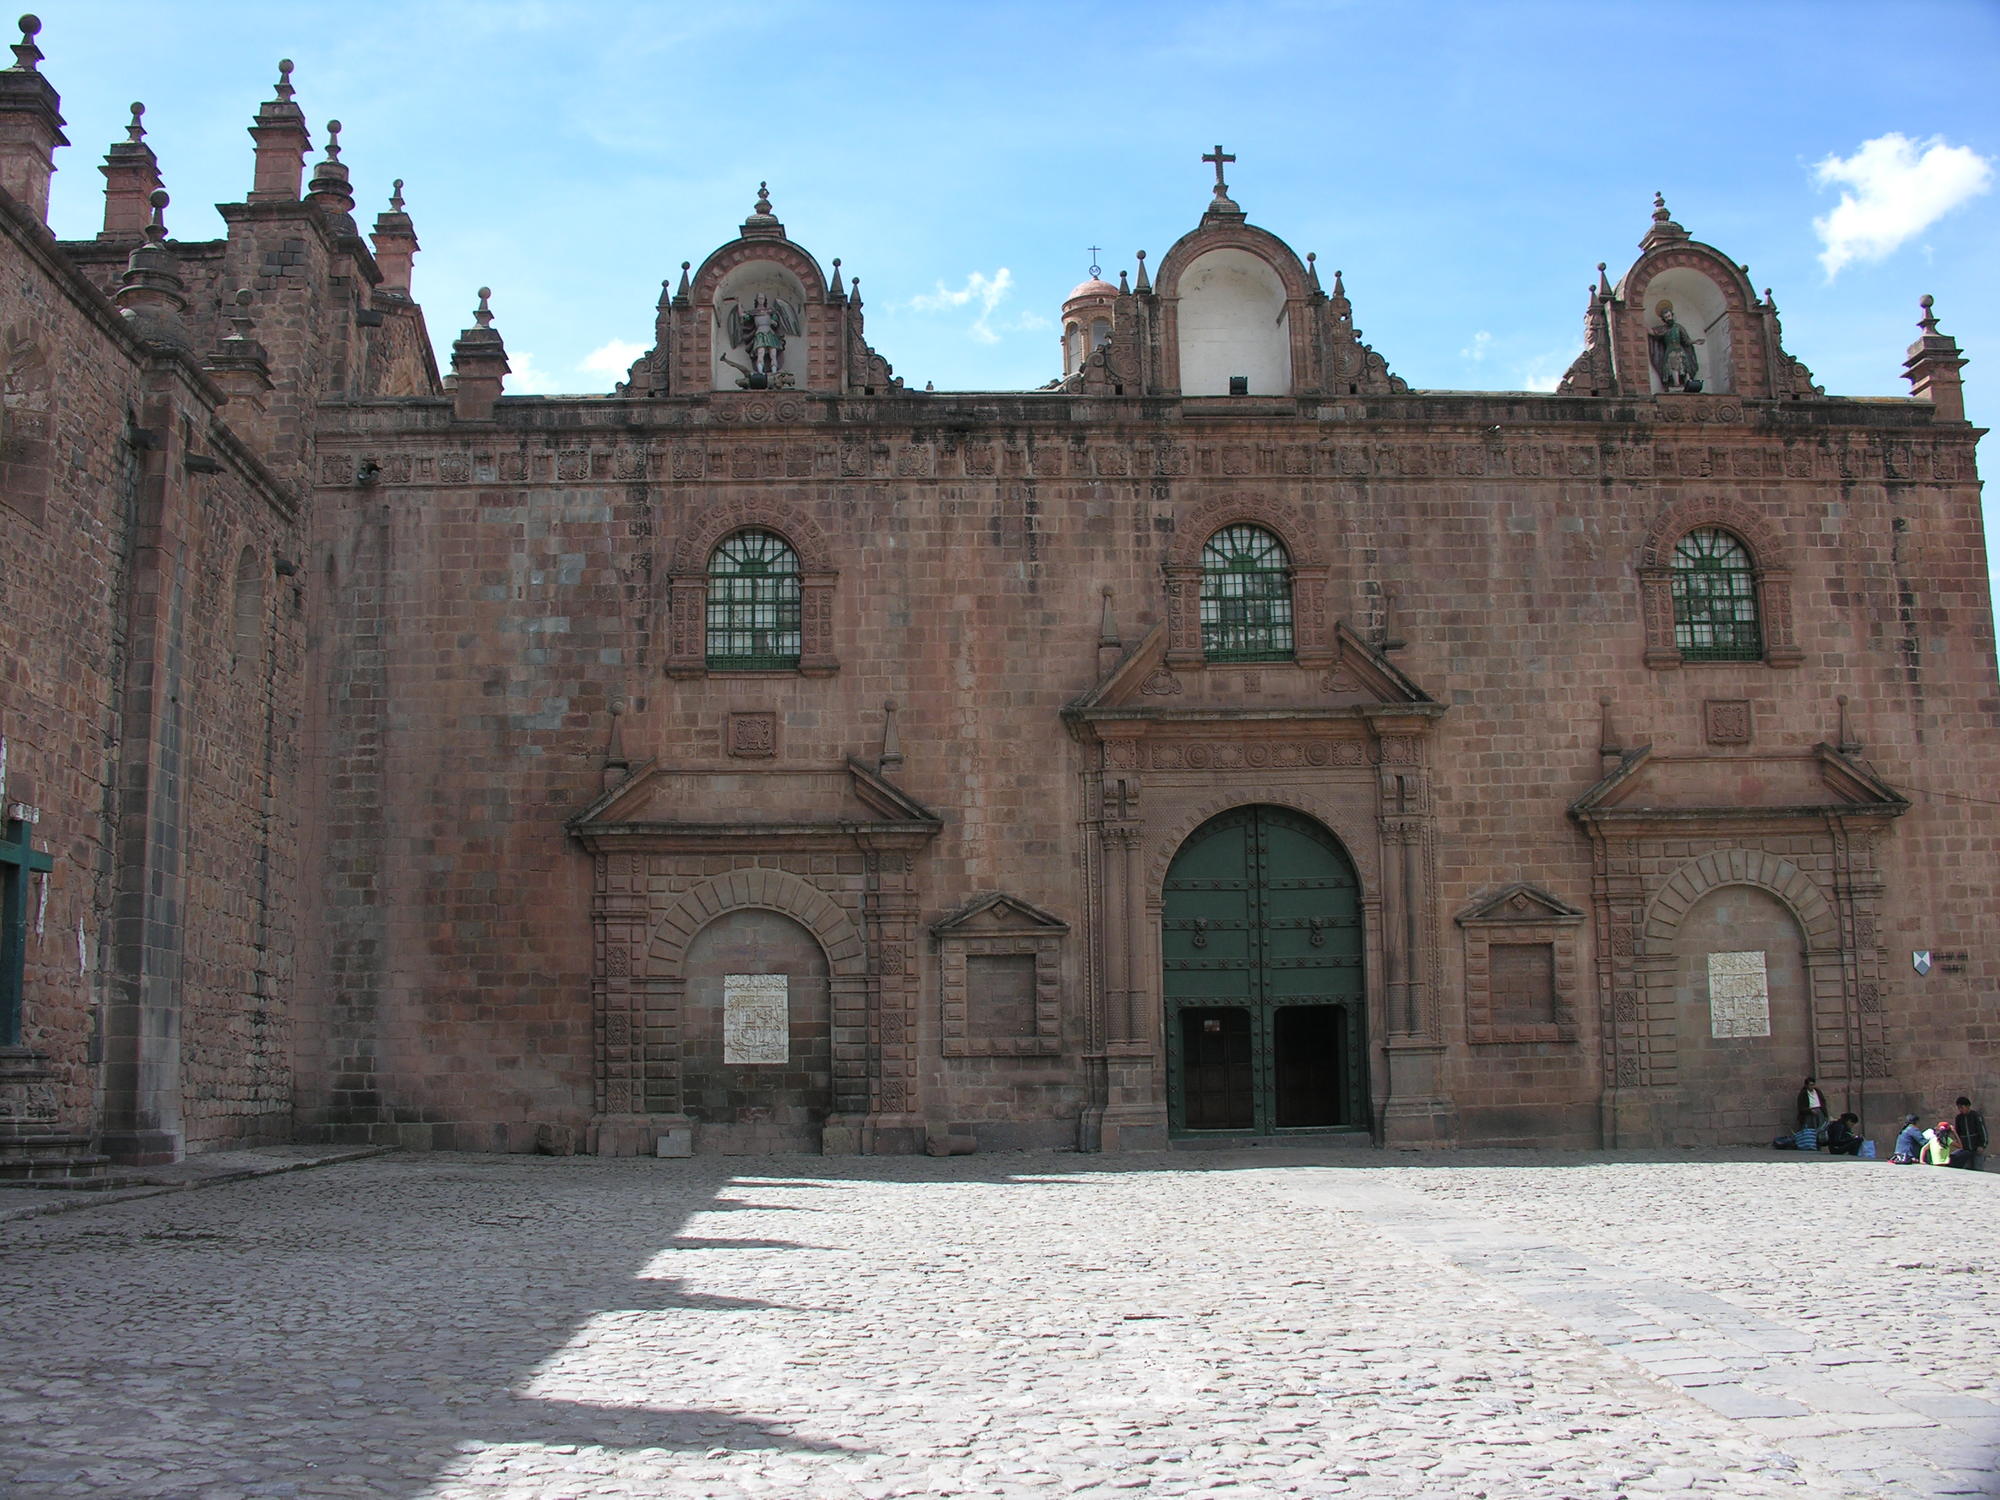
[0,1132,98,1160]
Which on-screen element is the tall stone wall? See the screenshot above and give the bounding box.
[309,392,1998,1150]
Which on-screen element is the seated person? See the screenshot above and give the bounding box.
[1926,1122,1961,1167]
[1893,1114,1926,1162]
[1824,1113,1863,1156]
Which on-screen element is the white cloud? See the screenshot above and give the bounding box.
[1518,348,1578,393]
[503,350,563,395]
[909,268,1017,344]
[580,339,647,379]
[1461,330,1493,363]
[1812,133,1993,279]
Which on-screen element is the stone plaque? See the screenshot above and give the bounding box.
[1707,950,1770,1039]
[723,973,789,1064]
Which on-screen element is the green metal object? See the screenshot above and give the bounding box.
[0,814,52,1048]
[1163,806,1366,1134]
[707,529,802,670]
[1199,525,1293,662]
[1671,527,1761,662]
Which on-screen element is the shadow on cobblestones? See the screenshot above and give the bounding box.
[2,1147,1993,1498]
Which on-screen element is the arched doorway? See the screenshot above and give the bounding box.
[1163,806,1367,1135]
[682,909,833,1153]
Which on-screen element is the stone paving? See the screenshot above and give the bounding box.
[0,1148,1993,1499]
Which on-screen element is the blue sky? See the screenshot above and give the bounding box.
[34,3,1998,456]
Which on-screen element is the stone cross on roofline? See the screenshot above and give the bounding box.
[1202,144,1241,217]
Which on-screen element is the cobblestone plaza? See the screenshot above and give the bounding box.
[1,1149,1994,1498]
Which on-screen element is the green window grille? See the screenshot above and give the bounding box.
[1200,524,1294,661]
[1671,528,1762,662]
[707,529,801,670]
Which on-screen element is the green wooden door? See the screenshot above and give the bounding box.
[1163,806,1366,1135]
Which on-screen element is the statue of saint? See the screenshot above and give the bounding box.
[1648,300,1703,393]
[719,293,803,387]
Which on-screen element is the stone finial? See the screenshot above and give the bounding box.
[742,179,784,238]
[1596,261,1611,298]
[1133,249,1150,293]
[306,119,354,215]
[451,285,510,420]
[248,58,311,202]
[1307,251,1322,294]
[601,699,630,793]
[10,13,41,71]
[113,187,189,347]
[829,256,844,297]
[370,179,419,295]
[206,287,273,419]
[1097,587,1123,675]
[0,10,65,223]
[675,260,690,301]
[878,699,903,776]
[1903,292,1968,420]
[1117,269,1129,294]
[1641,190,1690,251]
[849,275,861,307]
[1598,695,1623,773]
[99,99,160,241]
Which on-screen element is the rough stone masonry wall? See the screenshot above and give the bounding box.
[311,393,1999,1149]
[0,193,310,1149]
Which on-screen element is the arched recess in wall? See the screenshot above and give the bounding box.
[1638,851,1844,1142]
[232,546,263,665]
[1639,266,1733,395]
[709,260,811,391]
[0,328,52,524]
[1175,248,1292,396]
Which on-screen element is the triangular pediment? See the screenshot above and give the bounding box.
[1457,883,1585,926]
[931,892,1069,937]
[569,756,942,846]
[1069,621,1436,719]
[1570,744,1909,825]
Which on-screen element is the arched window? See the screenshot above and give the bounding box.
[1670,528,1761,662]
[1200,524,1293,661]
[707,529,802,670]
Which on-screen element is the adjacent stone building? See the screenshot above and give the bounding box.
[2,25,1993,1171]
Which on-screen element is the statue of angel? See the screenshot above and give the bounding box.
[720,293,802,381]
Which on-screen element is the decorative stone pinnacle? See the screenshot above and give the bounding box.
[1118,269,1129,294]
[227,287,255,339]
[1653,190,1668,220]
[1596,261,1611,296]
[324,120,341,161]
[126,101,145,142]
[1764,287,1778,314]
[474,286,493,328]
[145,187,167,242]
[275,58,295,103]
[11,13,41,72]
[389,178,404,212]
[1918,293,1939,334]
[755,180,771,214]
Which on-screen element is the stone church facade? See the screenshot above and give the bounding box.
[1,29,1993,1171]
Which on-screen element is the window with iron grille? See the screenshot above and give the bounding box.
[1670,528,1761,662]
[707,530,802,670]
[1199,524,1293,661]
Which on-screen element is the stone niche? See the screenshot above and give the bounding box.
[933,895,1069,1058]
